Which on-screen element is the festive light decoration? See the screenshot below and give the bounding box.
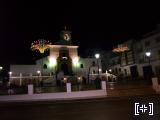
[31,39,52,53]
[112,44,129,53]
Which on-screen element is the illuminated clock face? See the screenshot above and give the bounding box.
[63,33,70,41]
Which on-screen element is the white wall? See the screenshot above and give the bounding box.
[10,65,41,76]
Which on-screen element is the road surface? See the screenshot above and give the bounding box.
[0,94,160,120]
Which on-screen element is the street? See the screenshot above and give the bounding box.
[0,94,160,120]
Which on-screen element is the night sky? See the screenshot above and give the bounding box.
[1,1,160,67]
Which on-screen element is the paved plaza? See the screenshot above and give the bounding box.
[0,94,160,120]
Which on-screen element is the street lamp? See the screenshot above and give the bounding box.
[8,71,12,84]
[145,52,151,65]
[0,66,3,71]
[37,70,41,74]
[109,69,112,72]
[9,71,12,76]
[37,70,41,86]
[95,53,100,75]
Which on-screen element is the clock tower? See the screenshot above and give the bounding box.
[57,26,72,45]
[49,26,79,75]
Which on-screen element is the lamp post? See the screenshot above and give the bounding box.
[0,66,3,82]
[145,52,151,65]
[37,70,41,86]
[8,71,12,86]
[95,53,100,75]
[0,66,3,71]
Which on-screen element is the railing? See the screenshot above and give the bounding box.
[9,76,53,86]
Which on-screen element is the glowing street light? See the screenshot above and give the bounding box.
[0,66,3,70]
[9,71,12,76]
[63,77,67,83]
[145,52,151,64]
[37,70,41,74]
[95,53,100,75]
[109,69,112,72]
[145,52,151,57]
[95,53,100,59]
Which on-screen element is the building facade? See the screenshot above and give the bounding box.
[10,29,103,84]
[109,28,160,80]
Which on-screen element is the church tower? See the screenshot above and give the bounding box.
[49,27,79,75]
[55,26,72,45]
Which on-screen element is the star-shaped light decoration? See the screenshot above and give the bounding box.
[31,39,52,53]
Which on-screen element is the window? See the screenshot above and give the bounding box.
[145,41,150,47]
[92,61,96,66]
[124,69,127,75]
[155,36,160,43]
[62,53,67,57]
[137,47,143,53]
[93,70,96,74]
[80,64,84,68]
[112,60,115,65]
[115,68,118,74]
[43,64,47,69]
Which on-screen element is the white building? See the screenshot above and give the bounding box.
[109,27,160,80]
[10,28,104,85]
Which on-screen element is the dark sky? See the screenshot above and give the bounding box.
[1,1,160,66]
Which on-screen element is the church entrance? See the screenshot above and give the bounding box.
[57,48,72,75]
[61,62,69,75]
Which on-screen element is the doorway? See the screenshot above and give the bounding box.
[57,48,72,75]
[143,65,153,84]
[130,65,139,78]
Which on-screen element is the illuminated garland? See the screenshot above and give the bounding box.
[31,39,52,53]
[112,44,129,53]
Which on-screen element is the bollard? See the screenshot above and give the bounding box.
[152,77,158,86]
[101,81,106,90]
[28,84,33,95]
[66,83,71,93]
[152,77,159,90]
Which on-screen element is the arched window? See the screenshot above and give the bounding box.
[80,64,84,68]
[43,64,47,69]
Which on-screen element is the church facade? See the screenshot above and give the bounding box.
[10,28,103,85]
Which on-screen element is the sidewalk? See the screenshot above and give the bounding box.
[106,84,156,97]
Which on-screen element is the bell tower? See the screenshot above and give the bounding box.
[56,26,72,45]
[49,27,79,75]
